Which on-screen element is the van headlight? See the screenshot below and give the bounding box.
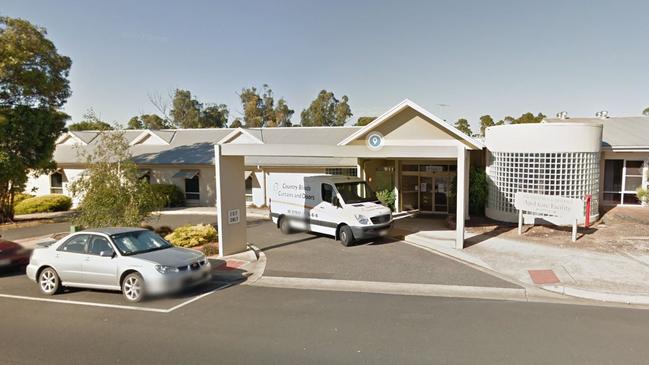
[355,214,370,225]
[155,265,179,274]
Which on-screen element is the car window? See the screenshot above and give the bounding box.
[322,184,334,204]
[111,230,172,256]
[87,236,113,256]
[58,234,90,254]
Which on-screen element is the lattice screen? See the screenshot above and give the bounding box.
[486,151,600,216]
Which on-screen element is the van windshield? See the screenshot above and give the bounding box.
[335,182,378,204]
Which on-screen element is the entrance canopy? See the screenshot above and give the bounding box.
[214,99,482,256]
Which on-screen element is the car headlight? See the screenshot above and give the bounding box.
[355,214,370,225]
[155,265,179,274]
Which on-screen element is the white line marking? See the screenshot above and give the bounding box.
[0,282,231,313]
[0,293,169,313]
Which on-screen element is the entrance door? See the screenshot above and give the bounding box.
[434,175,449,213]
[419,176,433,211]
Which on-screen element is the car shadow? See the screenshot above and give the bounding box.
[0,266,27,278]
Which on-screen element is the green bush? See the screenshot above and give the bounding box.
[14,194,72,215]
[636,187,649,205]
[376,188,396,211]
[151,184,185,208]
[13,193,35,206]
[448,167,489,216]
[165,224,217,248]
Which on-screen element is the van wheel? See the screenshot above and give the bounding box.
[279,217,293,234]
[339,225,354,247]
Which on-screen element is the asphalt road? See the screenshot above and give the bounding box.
[1,285,649,364]
[248,220,517,288]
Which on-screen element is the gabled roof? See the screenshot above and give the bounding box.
[130,130,175,145]
[217,128,265,144]
[544,116,649,149]
[338,99,484,149]
[56,131,98,145]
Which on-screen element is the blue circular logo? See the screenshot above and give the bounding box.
[366,132,384,151]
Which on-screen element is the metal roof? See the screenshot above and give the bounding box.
[544,116,649,149]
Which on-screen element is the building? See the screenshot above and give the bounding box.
[24,100,649,252]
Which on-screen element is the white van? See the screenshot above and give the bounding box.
[268,174,393,246]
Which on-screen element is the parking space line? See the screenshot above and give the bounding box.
[0,293,170,313]
[0,281,233,314]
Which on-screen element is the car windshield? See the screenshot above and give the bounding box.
[335,181,378,204]
[111,230,172,256]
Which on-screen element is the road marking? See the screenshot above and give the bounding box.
[252,276,528,302]
[0,281,231,314]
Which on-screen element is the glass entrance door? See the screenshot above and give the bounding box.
[399,163,454,213]
[420,176,433,211]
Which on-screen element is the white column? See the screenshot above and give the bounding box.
[215,145,248,257]
[455,146,467,249]
[357,159,363,178]
[394,160,400,213]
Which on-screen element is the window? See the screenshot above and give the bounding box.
[185,175,200,200]
[111,230,172,256]
[50,171,63,194]
[322,184,334,204]
[87,235,114,256]
[58,234,90,254]
[335,181,378,204]
[325,168,358,177]
[603,159,644,206]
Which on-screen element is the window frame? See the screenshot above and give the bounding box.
[184,175,200,201]
[57,234,91,255]
[50,171,64,194]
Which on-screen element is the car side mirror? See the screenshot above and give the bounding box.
[99,250,115,258]
[332,196,341,208]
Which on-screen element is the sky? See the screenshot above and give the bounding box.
[3,0,649,131]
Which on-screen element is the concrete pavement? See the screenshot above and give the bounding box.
[405,228,649,305]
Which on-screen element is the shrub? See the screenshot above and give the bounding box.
[165,224,217,248]
[201,244,219,256]
[376,188,396,211]
[636,187,649,205]
[14,194,72,215]
[151,184,185,208]
[13,193,35,206]
[448,167,489,216]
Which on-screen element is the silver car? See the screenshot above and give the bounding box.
[26,227,212,302]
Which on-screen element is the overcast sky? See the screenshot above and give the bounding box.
[4,0,649,130]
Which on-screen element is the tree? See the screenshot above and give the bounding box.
[479,115,495,137]
[300,90,353,126]
[0,17,71,223]
[70,131,161,227]
[454,118,473,136]
[68,108,113,131]
[506,112,546,124]
[127,114,171,129]
[169,89,230,128]
[355,117,376,126]
[643,107,649,116]
[229,118,243,128]
[237,84,294,127]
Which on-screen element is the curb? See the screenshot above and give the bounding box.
[542,285,649,305]
[252,276,529,302]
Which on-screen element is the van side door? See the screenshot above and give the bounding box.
[311,183,339,236]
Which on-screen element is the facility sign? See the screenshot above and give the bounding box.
[514,193,582,219]
[514,192,584,242]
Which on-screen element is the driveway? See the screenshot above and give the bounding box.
[247,220,518,288]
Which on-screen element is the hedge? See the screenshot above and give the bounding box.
[151,184,185,207]
[13,193,35,206]
[14,194,72,215]
[165,224,217,248]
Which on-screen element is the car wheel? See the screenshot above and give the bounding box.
[279,216,293,234]
[38,267,61,295]
[122,272,145,303]
[339,225,354,247]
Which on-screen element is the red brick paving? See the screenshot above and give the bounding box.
[528,269,560,284]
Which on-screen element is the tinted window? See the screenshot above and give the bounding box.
[335,182,377,204]
[322,184,334,204]
[58,234,90,254]
[87,236,113,256]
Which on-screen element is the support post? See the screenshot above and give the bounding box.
[463,150,470,220]
[455,146,467,249]
[394,159,400,213]
[572,219,577,242]
[215,145,248,257]
[518,210,523,235]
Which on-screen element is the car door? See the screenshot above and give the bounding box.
[312,183,339,236]
[82,235,119,288]
[55,234,90,284]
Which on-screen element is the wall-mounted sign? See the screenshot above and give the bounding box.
[514,192,583,241]
[366,131,384,151]
[228,209,240,224]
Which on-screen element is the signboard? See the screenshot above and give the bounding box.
[514,192,584,242]
[227,209,240,224]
